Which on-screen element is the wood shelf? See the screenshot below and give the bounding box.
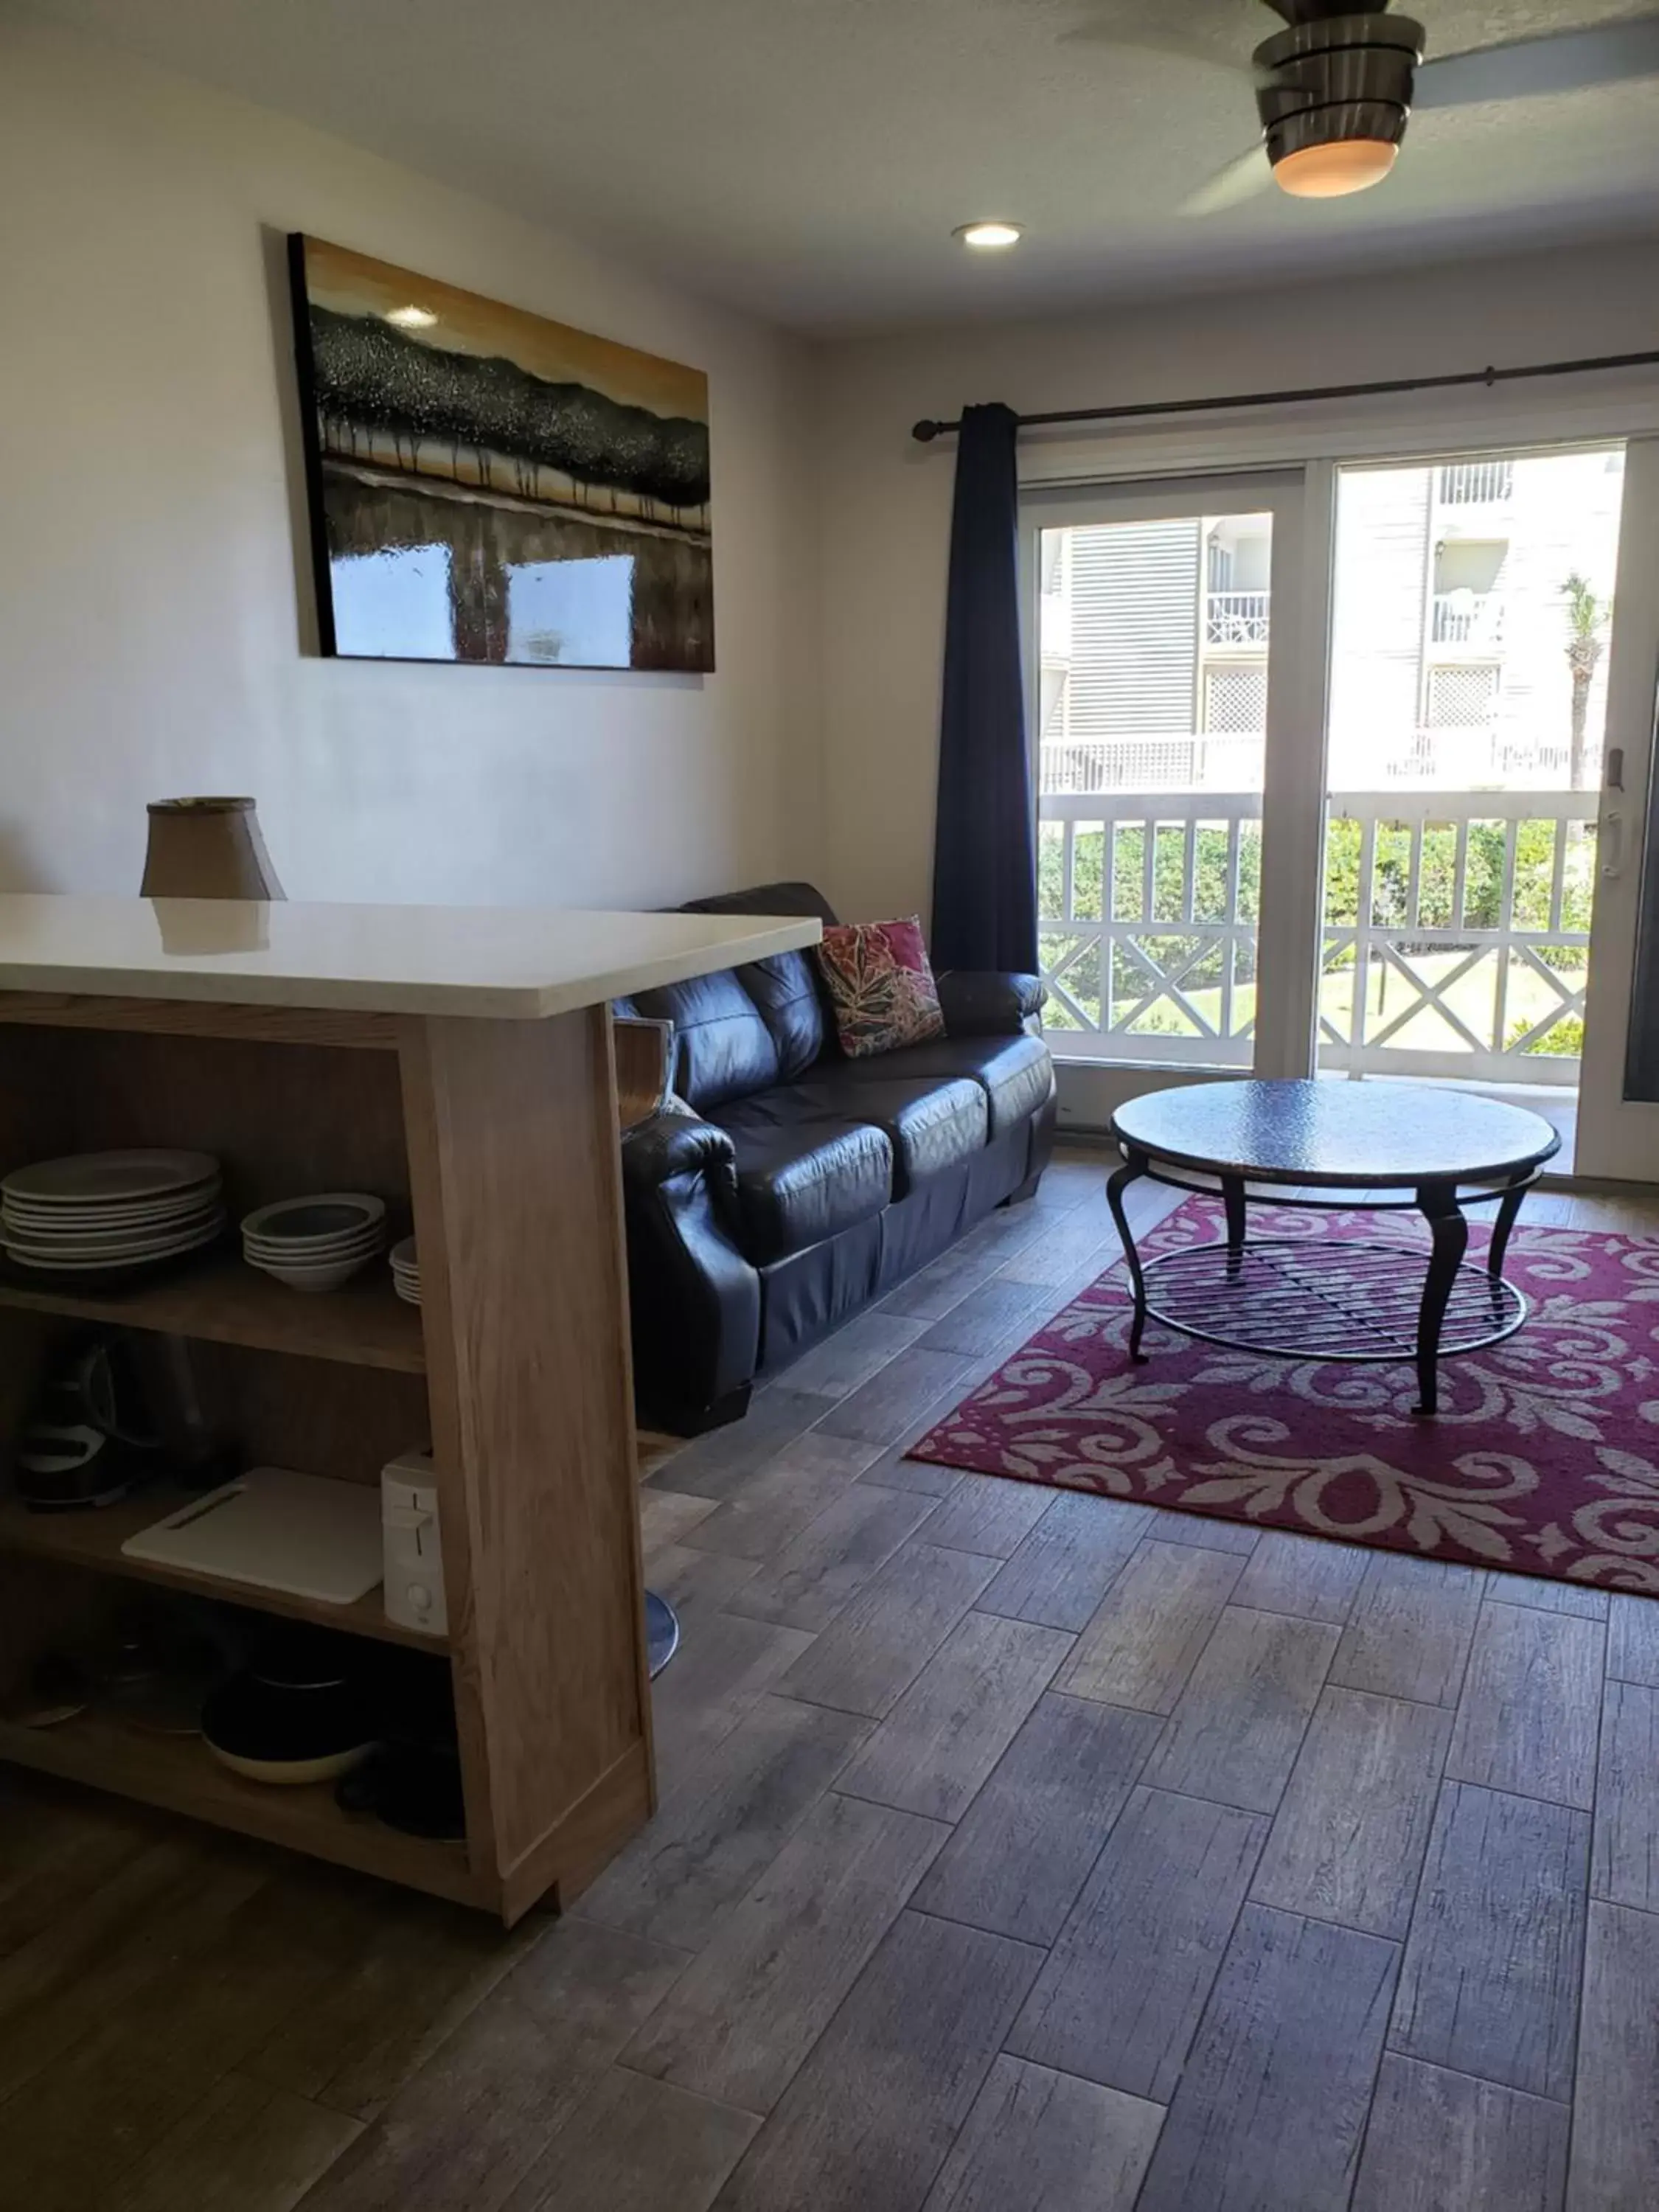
[0,1710,481,1907]
[0,1252,425,1374]
[0,1486,448,1652]
[0,990,653,1922]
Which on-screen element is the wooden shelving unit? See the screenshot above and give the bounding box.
[0,1711,476,1906]
[0,989,654,1925]
[0,1252,425,1374]
[0,1484,446,1651]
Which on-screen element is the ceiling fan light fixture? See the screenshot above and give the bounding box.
[1250,10,1419,203]
[1272,136,1399,197]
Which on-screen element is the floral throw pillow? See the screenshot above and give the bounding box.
[815,917,946,1059]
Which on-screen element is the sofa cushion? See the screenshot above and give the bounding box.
[835,1032,1054,1139]
[796,1071,987,1197]
[627,969,779,1113]
[711,1091,893,1264]
[681,882,838,927]
[681,883,838,1081]
[736,950,827,1081]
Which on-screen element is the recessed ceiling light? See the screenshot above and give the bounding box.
[385,304,438,330]
[954,221,1023,251]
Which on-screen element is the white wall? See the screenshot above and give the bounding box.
[815,236,1659,926]
[0,15,819,905]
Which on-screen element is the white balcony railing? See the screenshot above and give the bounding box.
[1437,459,1514,506]
[1039,734,1267,794]
[1038,789,1259,1065]
[1046,728,1573,796]
[1038,786,1595,1082]
[1206,590,1270,646]
[1376,726,1573,787]
[1430,591,1505,646]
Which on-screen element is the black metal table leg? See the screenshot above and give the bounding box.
[1107,1149,1152,1361]
[1222,1173,1247,1277]
[1488,1169,1530,1284]
[1414,1179,1470,1415]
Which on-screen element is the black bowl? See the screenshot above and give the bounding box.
[201,1626,377,1785]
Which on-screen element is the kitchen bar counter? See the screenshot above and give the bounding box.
[0,893,821,1018]
[0,895,820,1921]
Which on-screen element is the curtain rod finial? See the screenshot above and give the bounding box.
[911,419,942,442]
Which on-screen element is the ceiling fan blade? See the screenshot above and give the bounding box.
[1061,2,1262,73]
[1180,143,1273,215]
[1415,16,1659,109]
[1062,23,1256,74]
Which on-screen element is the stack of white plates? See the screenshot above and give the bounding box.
[241,1194,386,1293]
[389,1236,420,1307]
[1,1151,224,1274]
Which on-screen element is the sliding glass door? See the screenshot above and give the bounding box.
[1023,470,1325,1127]
[1571,436,1659,1180]
[1316,438,1659,1179]
[1025,441,1659,1182]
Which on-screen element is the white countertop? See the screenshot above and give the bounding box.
[0,896,823,1018]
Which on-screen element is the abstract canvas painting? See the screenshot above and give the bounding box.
[287,235,713,671]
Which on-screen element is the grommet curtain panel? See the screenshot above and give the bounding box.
[929,401,1039,975]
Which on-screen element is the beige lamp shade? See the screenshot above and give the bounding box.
[141,798,285,901]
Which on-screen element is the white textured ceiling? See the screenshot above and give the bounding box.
[29,0,1659,330]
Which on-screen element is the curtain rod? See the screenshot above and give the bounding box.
[908,347,1659,442]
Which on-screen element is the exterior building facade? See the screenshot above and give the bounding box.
[1039,451,1621,797]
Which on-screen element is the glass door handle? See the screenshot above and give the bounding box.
[1601,809,1625,878]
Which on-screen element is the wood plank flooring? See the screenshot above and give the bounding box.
[0,1155,1655,2211]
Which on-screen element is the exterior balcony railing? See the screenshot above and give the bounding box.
[1205,590,1270,646]
[1037,780,1594,1084]
[1431,591,1506,646]
[1436,459,1514,506]
[1039,734,1265,794]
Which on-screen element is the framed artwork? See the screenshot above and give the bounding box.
[287,234,713,671]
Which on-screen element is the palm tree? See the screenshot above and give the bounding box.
[1562,571,1610,790]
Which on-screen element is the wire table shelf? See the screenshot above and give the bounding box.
[1138,1236,1526,1363]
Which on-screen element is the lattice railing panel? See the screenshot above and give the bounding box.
[1039,787,1596,1083]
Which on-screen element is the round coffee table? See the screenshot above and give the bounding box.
[1106,1079,1560,1415]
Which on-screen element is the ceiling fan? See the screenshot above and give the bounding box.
[1074,2,1659,212]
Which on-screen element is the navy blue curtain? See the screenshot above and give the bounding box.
[930,401,1038,975]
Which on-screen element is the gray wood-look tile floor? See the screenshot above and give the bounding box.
[3,1152,1658,2211]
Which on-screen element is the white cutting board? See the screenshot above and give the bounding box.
[122,1467,383,1604]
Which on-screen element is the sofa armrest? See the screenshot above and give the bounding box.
[936,970,1047,1036]
[622,1105,736,1198]
[620,1109,757,1430]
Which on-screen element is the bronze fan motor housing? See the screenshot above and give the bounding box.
[1252,5,1425,172]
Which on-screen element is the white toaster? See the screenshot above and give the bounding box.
[380,1450,448,1636]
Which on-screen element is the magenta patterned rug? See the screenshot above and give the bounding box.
[908,1196,1659,1593]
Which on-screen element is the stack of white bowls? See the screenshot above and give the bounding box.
[1,1151,223,1275]
[389,1236,421,1307]
[241,1194,386,1293]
